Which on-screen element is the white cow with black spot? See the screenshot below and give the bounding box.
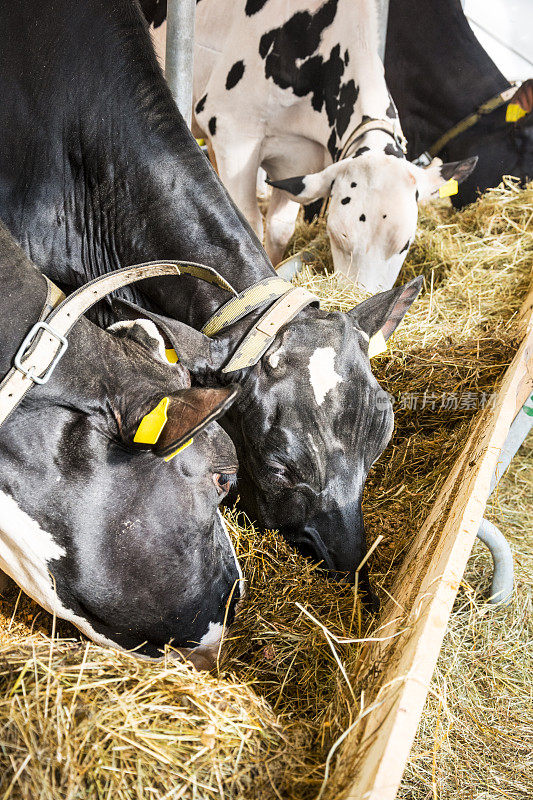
[186,0,477,291]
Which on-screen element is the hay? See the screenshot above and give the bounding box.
[397,431,533,800]
[1,178,532,799]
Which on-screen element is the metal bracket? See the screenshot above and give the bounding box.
[14,321,69,385]
[475,392,533,604]
[476,518,514,605]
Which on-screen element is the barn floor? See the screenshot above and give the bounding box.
[398,430,533,800]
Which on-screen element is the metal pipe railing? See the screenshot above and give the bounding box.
[375,0,390,62]
[476,392,533,604]
[165,0,196,126]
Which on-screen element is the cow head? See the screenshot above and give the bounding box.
[0,290,242,665]
[134,278,422,608]
[269,154,477,291]
[449,82,533,207]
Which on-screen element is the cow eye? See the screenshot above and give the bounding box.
[267,461,292,486]
[213,471,237,495]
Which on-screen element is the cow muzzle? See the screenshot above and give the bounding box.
[281,518,380,612]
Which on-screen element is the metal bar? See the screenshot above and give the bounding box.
[165,0,196,127]
[375,0,390,63]
[476,519,514,604]
[474,392,532,604]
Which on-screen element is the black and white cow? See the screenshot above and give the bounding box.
[384,0,533,207]
[0,222,242,666]
[175,0,475,291]
[0,0,422,606]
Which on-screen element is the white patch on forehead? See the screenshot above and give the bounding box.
[200,621,224,647]
[308,347,343,405]
[108,319,167,361]
[0,491,125,652]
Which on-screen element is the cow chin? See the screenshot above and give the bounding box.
[329,239,407,293]
[356,252,408,294]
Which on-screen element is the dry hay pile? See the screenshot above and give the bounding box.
[1,179,532,799]
[398,430,533,800]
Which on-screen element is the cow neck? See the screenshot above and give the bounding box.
[419,85,519,161]
[61,118,274,332]
[339,118,406,160]
[201,279,319,374]
[86,14,274,327]
[122,147,275,330]
[384,0,511,155]
[0,0,274,334]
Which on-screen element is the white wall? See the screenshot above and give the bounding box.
[463,0,533,82]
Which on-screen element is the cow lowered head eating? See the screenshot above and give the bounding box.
[268,153,477,292]
[0,0,423,608]
[160,0,477,292]
[114,274,423,609]
[0,224,242,666]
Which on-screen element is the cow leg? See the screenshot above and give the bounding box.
[264,188,301,266]
[211,135,264,242]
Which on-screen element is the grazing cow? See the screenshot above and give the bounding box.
[0,223,242,666]
[384,0,533,207]
[0,0,423,607]
[150,0,476,290]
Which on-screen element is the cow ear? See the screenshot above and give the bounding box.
[266,162,343,204]
[130,387,239,458]
[348,276,423,340]
[111,298,229,374]
[154,387,238,458]
[410,156,478,201]
[509,78,533,115]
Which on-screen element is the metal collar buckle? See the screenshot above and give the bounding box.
[14,321,69,385]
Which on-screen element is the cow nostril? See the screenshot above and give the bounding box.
[289,527,336,572]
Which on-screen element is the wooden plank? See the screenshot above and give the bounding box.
[341,283,533,800]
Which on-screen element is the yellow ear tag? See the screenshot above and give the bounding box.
[134,397,169,445]
[506,103,526,123]
[164,438,193,462]
[196,138,205,146]
[165,348,179,364]
[368,330,387,359]
[439,178,459,198]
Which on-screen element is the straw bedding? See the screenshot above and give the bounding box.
[0,179,532,799]
[397,431,533,800]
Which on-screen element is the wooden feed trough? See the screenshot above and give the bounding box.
[334,281,533,800]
